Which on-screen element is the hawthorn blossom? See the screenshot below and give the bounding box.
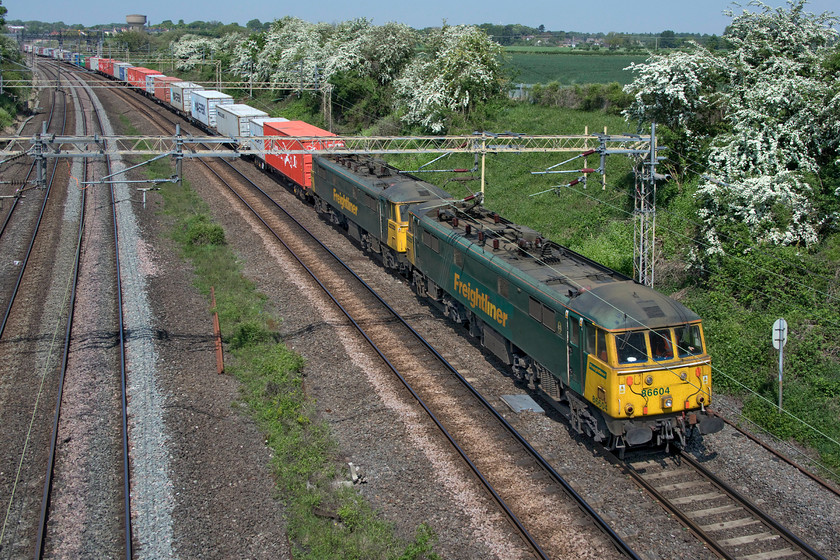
[623,0,839,254]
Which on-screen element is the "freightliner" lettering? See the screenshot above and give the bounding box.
[333,189,358,215]
[453,273,509,327]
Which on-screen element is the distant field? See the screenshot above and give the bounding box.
[505,52,649,85]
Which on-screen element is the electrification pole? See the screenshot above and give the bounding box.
[634,122,659,287]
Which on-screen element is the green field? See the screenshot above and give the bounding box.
[505,51,649,85]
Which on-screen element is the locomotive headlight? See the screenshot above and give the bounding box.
[625,403,635,416]
[645,375,653,386]
[661,395,673,409]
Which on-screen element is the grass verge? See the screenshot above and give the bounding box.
[137,144,440,559]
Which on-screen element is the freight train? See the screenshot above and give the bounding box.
[29,45,724,452]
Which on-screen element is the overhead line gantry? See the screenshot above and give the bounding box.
[0,127,658,285]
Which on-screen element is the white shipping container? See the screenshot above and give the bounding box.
[169,82,204,114]
[89,57,100,72]
[215,104,268,140]
[145,74,165,94]
[190,90,234,129]
[114,63,132,81]
[249,117,290,162]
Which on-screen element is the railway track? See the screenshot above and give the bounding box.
[0,66,55,250]
[0,60,73,558]
[35,61,132,560]
[0,59,131,558]
[617,448,827,560]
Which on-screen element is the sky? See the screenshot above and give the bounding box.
[4,0,838,35]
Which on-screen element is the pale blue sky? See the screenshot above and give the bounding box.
[5,0,837,35]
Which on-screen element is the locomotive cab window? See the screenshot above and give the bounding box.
[651,329,674,361]
[596,329,607,362]
[675,324,704,357]
[617,331,647,364]
[454,250,463,268]
[390,203,408,223]
[585,326,596,355]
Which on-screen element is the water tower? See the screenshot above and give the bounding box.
[126,14,147,31]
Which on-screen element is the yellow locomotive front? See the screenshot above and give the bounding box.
[582,320,721,447]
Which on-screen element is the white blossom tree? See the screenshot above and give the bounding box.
[394,24,505,132]
[623,0,839,253]
[171,34,239,71]
[224,17,416,90]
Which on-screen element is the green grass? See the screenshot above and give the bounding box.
[131,131,440,559]
[505,52,648,85]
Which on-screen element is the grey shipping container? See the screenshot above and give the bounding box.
[215,104,269,140]
[190,90,234,129]
[169,82,204,114]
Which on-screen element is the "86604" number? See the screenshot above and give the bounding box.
[641,387,670,397]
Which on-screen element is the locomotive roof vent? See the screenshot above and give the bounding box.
[638,300,666,318]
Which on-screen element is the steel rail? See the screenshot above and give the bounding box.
[107,97,134,560]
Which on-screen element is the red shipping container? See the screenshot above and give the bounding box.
[98,58,114,76]
[126,67,161,89]
[264,121,343,188]
[153,76,182,103]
